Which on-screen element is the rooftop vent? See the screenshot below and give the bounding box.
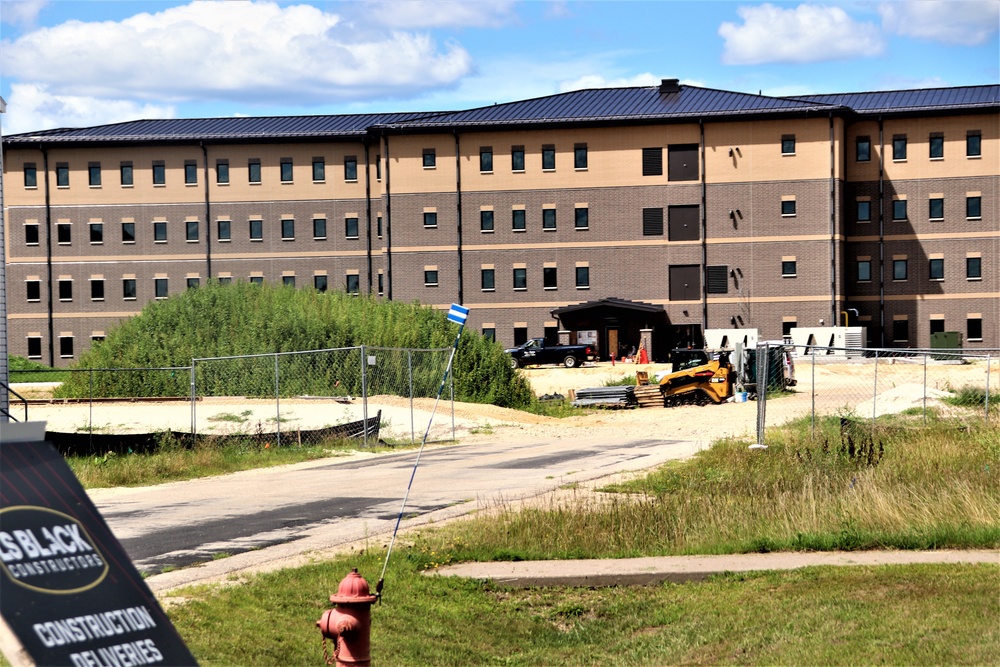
[659,78,680,94]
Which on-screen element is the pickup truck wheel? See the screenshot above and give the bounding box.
[509,357,521,370]
[563,355,579,368]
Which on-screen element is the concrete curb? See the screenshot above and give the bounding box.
[429,550,1000,587]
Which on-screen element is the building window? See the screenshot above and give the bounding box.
[929,258,945,280]
[781,200,797,216]
[57,279,73,301]
[574,144,588,169]
[155,278,168,299]
[152,162,166,185]
[967,318,983,341]
[424,270,439,286]
[24,163,37,188]
[91,279,105,301]
[967,131,981,157]
[217,220,231,242]
[967,257,982,280]
[480,147,493,172]
[186,221,199,242]
[55,162,69,187]
[120,162,133,186]
[376,155,382,181]
[513,327,528,346]
[857,260,871,282]
[216,160,229,184]
[185,160,198,184]
[248,159,261,184]
[423,212,438,228]
[89,223,103,244]
[344,156,358,181]
[892,319,909,343]
[280,159,293,183]
[642,147,663,176]
[542,208,556,230]
[642,207,664,236]
[541,145,555,170]
[249,276,264,285]
[575,207,589,230]
[929,198,944,220]
[512,209,526,231]
[218,277,233,285]
[57,223,71,244]
[376,215,383,238]
[667,144,698,181]
[480,210,494,232]
[857,201,871,222]
[929,133,944,159]
[543,267,557,289]
[930,319,945,336]
[281,219,295,240]
[482,327,495,341]
[26,280,41,302]
[481,269,495,291]
[154,221,167,242]
[281,275,295,287]
[892,200,907,221]
[314,275,328,292]
[513,268,527,290]
[27,337,42,359]
[575,266,590,289]
[122,222,135,243]
[249,219,263,241]
[706,266,728,294]
[187,277,201,289]
[25,223,39,245]
[781,260,797,277]
[88,162,101,187]
[893,259,908,281]
[312,158,325,182]
[967,196,982,219]
[377,273,384,295]
[313,218,327,239]
[345,217,359,239]
[511,146,525,171]
[59,337,74,359]
[123,279,137,300]
[346,274,360,294]
[423,149,436,168]
[781,135,795,155]
[892,135,907,160]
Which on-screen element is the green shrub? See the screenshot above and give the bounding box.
[55,282,532,408]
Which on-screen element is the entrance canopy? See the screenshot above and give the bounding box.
[551,298,670,361]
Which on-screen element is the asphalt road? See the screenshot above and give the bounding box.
[87,433,703,593]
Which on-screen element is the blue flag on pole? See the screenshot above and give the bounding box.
[447,303,469,325]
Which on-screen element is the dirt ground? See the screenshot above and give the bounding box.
[12,356,998,447]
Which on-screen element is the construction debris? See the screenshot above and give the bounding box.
[571,386,636,408]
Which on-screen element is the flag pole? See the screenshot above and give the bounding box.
[376,304,468,600]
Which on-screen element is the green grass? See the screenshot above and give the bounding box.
[165,553,999,666]
[943,385,1000,409]
[7,355,71,383]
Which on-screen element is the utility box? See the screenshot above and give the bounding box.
[930,331,963,360]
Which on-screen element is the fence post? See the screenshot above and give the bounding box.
[811,346,816,439]
[451,360,455,442]
[986,353,992,422]
[190,363,197,441]
[923,351,928,425]
[360,345,368,448]
[408,350,415,443]
[752,342,768,449]
[89,368,94,451]
[872,350,879,429]
[274,353,281,448]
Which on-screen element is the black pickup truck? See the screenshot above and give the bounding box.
[505,338,595,369]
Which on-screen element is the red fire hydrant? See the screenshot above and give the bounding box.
[317,568,378,666]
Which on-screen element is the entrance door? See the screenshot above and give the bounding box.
[606,327,619,360]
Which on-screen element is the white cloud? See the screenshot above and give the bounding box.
[0,0,48,26]
[719,3,884,65]
[365,0,517,28]
[2,83,177,134]
[1,0,473,109]
[879,0,999,46]
[558,73,663,92]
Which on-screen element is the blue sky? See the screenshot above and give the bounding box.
[1,0,997,134]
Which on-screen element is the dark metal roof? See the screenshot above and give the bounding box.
[376,84,841,130]
[3,111,442,144]
[789,85,999,115]
[551,298,665,318]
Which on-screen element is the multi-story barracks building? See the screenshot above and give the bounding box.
[3,80,998,365]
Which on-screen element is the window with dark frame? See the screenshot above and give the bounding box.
[967,257,982,279]
[24,163,37,188]
[281,219,295,240]
[280,159,293,183]
[893,200,908,221]
[152,162,165,185]
[345,217,359,238]
[123,279,137,299]
[121,222,136,243]
[967,318,983,341]
[512,209,526,231]
[26,280,41,302]
[511,146,525,171]
[216,160,229,184]
[155,278,168,298]
[893,259,908,280]
[423,212,437,228]
[575,266,590,289]
[482,328,495,341]
[185,161,198,184]
[781,200,797,216]
[574,144,588,169]
[857,201,871,222]
[929,133,944,159]
[313,218,327,239]
[424,270,439,286]
[543,267,557,289]
[930,319,945,336]
[88,223,102,244]
[892,135,907,160]
[377,273,384,295]
[376,156,381,180]
[58,279,73,301]
[88,162,101,187]
[542,209,556,230]
[480,210,494,232]
[188,277,201,289]
[57,223,71,244]
[423,149,436,168]
[781,135,795,155]
[249,159,261,183]
[967,196,982,218]
[120,162,133,186]
[642,207,664,236]
[314,275,328,292]
[929,258,944,281]
[513,268,527,290]
[312,158,325,181]
[929,197,944,220]
[186,221,199,242]
[481,269,495,291]
[249,219,263,241]
[25,224,39,245]
[282,275,295,287]
[376,215,383,238]
[217,220,230,241]
[542,145,555,170]
[967,131,981,157]
[781,260,797,277]
[575,207,589,230]
[59,337,74,358]
[345,274,360,294]
[892,319,909,342]
[480,147,493,172]
[218,276,233,285]
[154,221,167,242]
[857,260,871,282]
[642,147,663,176]
[27,337,43,358]
[56,163,69,187]
[250,276,264,285]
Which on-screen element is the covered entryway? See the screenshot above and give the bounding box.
[551,298,671,362]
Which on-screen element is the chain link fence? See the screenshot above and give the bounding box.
[7,346,454,452]
[754,344,998,445]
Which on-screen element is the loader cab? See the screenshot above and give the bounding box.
[670,349,710,372]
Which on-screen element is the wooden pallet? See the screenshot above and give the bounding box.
[633,385,665,408]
